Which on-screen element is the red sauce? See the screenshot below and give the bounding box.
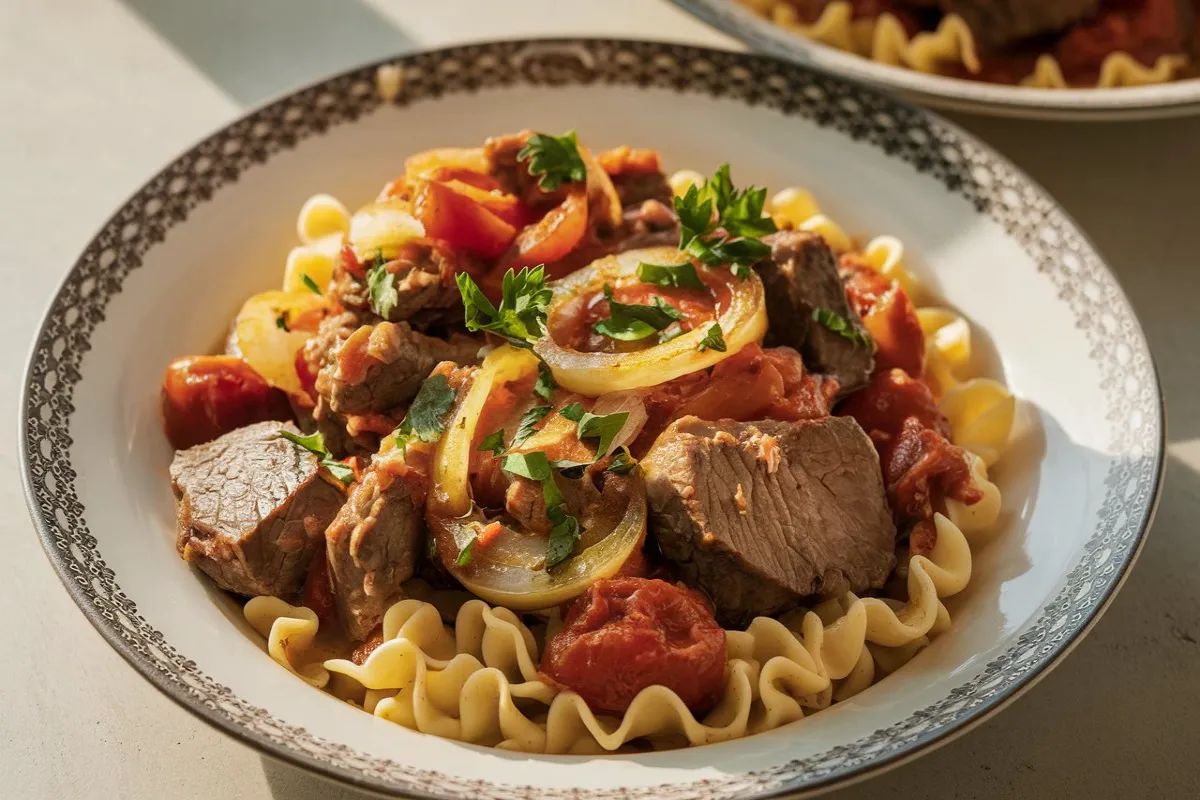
[839,369,979,524]
[540,578,726,716]
[161,356,293,450]
[635,344,837,454]
[1054,0,1191,83]
[838,369,949,441]
[548,268,733,354]
[840,254,925,377]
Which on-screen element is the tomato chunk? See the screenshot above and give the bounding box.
[412,179,517,259]
[540,578,726,716]
[504,188,588,276]
[161,356,293,450]
[840,255,925,376]
[838,368,949,441]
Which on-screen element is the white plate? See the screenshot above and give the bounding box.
[673,0,1200,120]
[21,39,1163,799]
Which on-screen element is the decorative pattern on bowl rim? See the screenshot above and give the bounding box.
[19,38,1164,800]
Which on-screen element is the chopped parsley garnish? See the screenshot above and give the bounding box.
[274,311,290,332]
[606,447,637,475]
[456,536,477,567]
[501,450,552,481]
[365,253,399,319]
[301,273,323,295]
[558,403,629,457]
[592,285,683,342]
[518,131,587,191]
[636,261,705,290]
[698,323,727,353]
[512,405,552,448]
[457,266,552,348]
[812,308,872,347]
[534,360,556,402]
[675,164,776,279]
[478,429,506,456]
[392,374,457,450]
[277,429,354,485]
[549,458,592,479]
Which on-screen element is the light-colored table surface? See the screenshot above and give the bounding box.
[3,1,1197,798]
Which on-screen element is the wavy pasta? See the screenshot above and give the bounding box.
[740,0,1190,89]
[242,181,1013,753]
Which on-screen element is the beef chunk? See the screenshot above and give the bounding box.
[642,416,896,627]
[316,321,480,416]
[326,461,423,641]
[170,421,345,597]
[943,0,1100,50]
[301,310,364,383]
[331,241,474,329]
[757,231,874,394]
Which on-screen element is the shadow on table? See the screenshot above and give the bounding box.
[119,0,418,107]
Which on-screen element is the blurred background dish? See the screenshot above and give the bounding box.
[672,0,1200,119]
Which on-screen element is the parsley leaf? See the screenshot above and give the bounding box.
[478,429,506,456]
[501,451,552,481]
[558,404,629,457]
[592,286,682,342]
[456,536,477,567]
[534,361,556,402]
[636,261,705,290]
[392,374,457,450]
[698,323,727,353]
[277,429,354,485]
[545,504,582,569]
[673,164,776,279]
[457,266,552,348]
[512,405,551,448]
[606,447,637,475]
[301,273,323,295]
[812,308,872,346]
[366,254,399,319]
[518,131,586,191]
[274,311,290,332]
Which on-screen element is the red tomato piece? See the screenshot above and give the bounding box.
[504,188,588,277]
[840,255,925,377]
[838,368,950,441]
[413,179,517,260]
[161,356,293,450]
[539,578,726,716]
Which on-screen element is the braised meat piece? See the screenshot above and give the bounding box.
[170,421,345,597]
[331,241,475,329]
[325,461,424,641]
[942,0,1101,50]
[301,310,364,385]
[757,231,874,394]
[642,416,896,627]
[316,321,480,416]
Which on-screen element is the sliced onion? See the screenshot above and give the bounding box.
[347,197,425,261]
[592,391,647,455]
[427,344,646,611]
[534,247,768,395]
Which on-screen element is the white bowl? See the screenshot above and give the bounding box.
[21,39,1163,799]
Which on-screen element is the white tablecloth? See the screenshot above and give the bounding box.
[3,1,1197,797]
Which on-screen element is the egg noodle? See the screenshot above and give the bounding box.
[739,0,1190,89]
[242,175,1015,754]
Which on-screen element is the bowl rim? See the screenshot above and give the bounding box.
[19,36,1166,800]
[671,0,1200,121]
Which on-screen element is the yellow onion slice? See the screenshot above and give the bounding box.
[427,345,646,610]
[533,247,768,395]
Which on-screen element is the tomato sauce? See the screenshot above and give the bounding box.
[548,268,733,354]
[540,578,726,716]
